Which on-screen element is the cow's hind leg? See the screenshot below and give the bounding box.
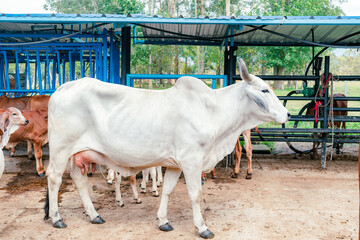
[129,175,141,204]
[34,141,45,177]
[156,166,163,187]
[157,168,182,231]
[70,159,105,225]
[45,154,69,228]
[183,166,214,238]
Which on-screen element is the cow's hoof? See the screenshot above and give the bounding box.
[152,191,159,197]
[107,181,112,185]
[87,173,93,177]
[245,173,252,180]
[212,175,218,179]
[116,201,124,207]
[199,229,215,239]
[38,172,46,178]
[135,198,142,204]
[159,222,174,231]
[53,219,67,228]
[91,215,105,224]
[9,154,13,158]
[231,173,238,178]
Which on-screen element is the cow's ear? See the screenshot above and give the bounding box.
[3,112,10,132]
[238,58,252,82]
[246,88,269,112]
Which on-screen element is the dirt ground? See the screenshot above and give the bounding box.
[0,143,358,240]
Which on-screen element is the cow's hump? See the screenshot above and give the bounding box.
[174,76,211,93]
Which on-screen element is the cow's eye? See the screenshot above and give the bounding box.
[262,89,269,93]
[12,113,17,116]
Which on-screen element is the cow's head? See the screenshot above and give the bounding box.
[0,107,28,147]
[238,59,290,124]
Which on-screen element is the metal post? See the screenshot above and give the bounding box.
[26,51,31,90]
[321,56,330,169]
[121,27,131,85]
[228,46,237,86]
[102,28,108,82]
[36,49,42,94]
[109,32,114,83]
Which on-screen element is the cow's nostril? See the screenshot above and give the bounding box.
[25,120,29,124]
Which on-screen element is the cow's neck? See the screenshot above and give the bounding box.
[204,82,264,169]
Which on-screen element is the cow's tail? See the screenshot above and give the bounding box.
[44,188,49,221]
[255,127,265,141]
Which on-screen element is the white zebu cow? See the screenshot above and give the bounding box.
[44,59,289,238]
[0,107,28,178]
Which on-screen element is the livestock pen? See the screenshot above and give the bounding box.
[0,14,360,167]
[0,13,359,240]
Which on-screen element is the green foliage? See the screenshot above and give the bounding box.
[44,0,144,14]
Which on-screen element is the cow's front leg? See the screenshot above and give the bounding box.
[70,162,105,224]
[114,171,124,207]
[231,139,242,178]
[27,141,34,159]
[183,166,214,239]
[140,168,150,193]
[157,168,182,231]
[45,157,68,228]
[150,167,159,197]
[107,168,115,184]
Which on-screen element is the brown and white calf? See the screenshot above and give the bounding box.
[106,169,142,207]
[107,166,163,206]
[0,107,28,178]
[5,110,48,177]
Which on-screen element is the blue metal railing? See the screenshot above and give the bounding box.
[126,74,228,89]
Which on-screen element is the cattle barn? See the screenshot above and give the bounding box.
[0,14,360,169]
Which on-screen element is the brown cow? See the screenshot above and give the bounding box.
[306,93,348,156]
[231,129,253,179]
[0,95,31,110]
[26,95,50,112]
[202,128,255,181]
[0,95,50,160]
[5,110,48,177]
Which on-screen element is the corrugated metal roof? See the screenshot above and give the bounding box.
[0,13,359,47]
